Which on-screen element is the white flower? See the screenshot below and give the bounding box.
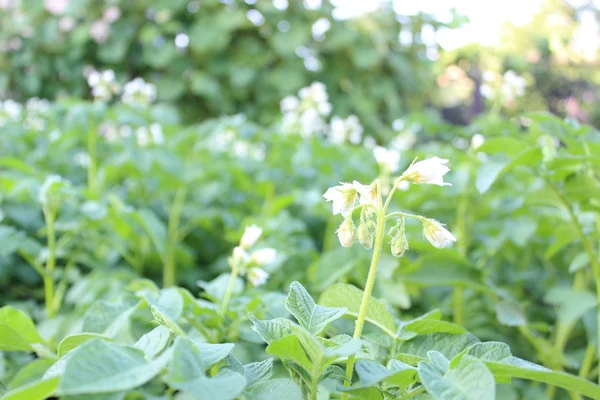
[422,219,456,249]
[402,157,451,186]
[247,267,269,287]
[471,133,485,150]
[280,96,300,113]
[90,20,110,43]
[323,182,357,217]
[479,84,494,99]
[240,225,262,249]
[87,69,120,101]
[373,146,400,173]
[122,77,157,107]
[328,115,363,145]
[251,248,277,266]
[336,217,356,248]
[363,136,376,149]
[352,181,378,207]
[232,246,250,265]
[136,127,150,147]
[149,123,164,144]
[45,0,68,15]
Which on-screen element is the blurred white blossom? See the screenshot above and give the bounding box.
[281,82,331,137]
[121,77,157,107]
[471,133,485,149]
[328,115,363,144]
[45,0,68,15]
[247,267,269,287]
[240,225,262,249]
[373,146,400,173]
[90,20,110,43]
[250,248,277,266]
[0,99,22,126]
[87,69,120,101]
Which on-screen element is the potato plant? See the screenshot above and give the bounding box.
[0,80,599,400]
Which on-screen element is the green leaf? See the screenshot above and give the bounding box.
[243,359,273,387]
[464,342,600,398]
[476,148,542,193]
[494,301,527,327]
[348,359,417,390]
[134,326,171,359]
[172,370,247,400]
[135,208,167,261]
[193,341,235,368]
[57,339,172,395]
[168,337,206,383]
[245,378,303,400]
[418,353,495,400]
[0,306,45,352]
[249,315,292,344]
[267,334,312,373]
[319,283,397,338]
[544,287,597,324]
[7,359,55,389]
[58,333,111,357]
[398,333,480,360]
[82,300,139,337]
[0,377,59,400]
[286,281,346,335]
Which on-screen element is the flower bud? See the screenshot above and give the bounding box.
[422,218,456,249]
[250,248,277,266]
[240,225,262,249]
[391,229,408,257]
[389,217,408,257]
[357,223,372,249]
[337,217,356,248]
[247,267,269,287]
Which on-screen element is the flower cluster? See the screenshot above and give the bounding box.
[87,69,120,102]
[229,225,277,287]
[210,127,266,161]
[323,157,455,254]
[480,70,527,105]
[328,115,363,145]
[0,99,22,127]
[98,122,164,147]
[121,77,157,108]
[281,82,332,138]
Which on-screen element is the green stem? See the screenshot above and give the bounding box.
[342,179,404,398]
[164,188,187,287]
[579,343,595,379]
[42,205,57,319]
[310,375,319,400]
[385,211,424,221]
[220,264,240,315]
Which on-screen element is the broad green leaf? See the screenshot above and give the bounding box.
[134,325,171,359]
[62,393,125,400]
[544,287,597,324]
[494,301,527,327]
[319,283,397,338]
[58,333,111,357]
[58,339,172,395]
[193,341,235,368]
[168,337,206,383]
[286,281,346,335]
[346,359,416,390]
[464,342,600,398]
[243,358,273,387]
[398,333,479,360]
[245,378,303,400]
[82,300,139,337]
[267,334,312,372]
[418,354,495,400]
[249,315,292,344]
[0,306,45,352]
[0,377,59,400]
[7,359,54,389]
[151,305,185,336]
[171,370,247,400]
[476,148,542,194]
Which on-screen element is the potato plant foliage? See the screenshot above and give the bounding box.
[0,3,600,399]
